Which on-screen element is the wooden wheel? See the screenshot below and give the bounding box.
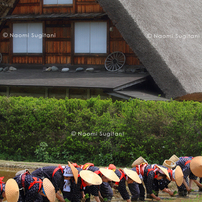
[0,53,2,63]
[105,51,126,71]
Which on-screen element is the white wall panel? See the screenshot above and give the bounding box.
[13,23,27,53]
[75,22,90,53]
[90,22,107,53]
[28,23,42,53]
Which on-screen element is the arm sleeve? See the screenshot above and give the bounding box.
[88,185,99,196]
[52,172,64,192]
[158,179,170,190]
[71,179,82,202]
[118,178,130,200]
[144,172,155,195]
[128,182,140,200]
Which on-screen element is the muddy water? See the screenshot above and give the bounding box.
[0,167,202,202]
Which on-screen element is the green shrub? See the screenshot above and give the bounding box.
[0,96,202,166]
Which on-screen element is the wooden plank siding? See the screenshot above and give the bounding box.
[0,0,141,66]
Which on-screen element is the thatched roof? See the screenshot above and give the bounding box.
[1,0,202,99]
[97,0,202,99]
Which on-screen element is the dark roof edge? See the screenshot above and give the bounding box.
[1,12,107,20]
[97,0,186,98]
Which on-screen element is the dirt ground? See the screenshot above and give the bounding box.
[0,159,62,169]
[0,160,201,202]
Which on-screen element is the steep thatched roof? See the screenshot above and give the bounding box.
[97,0,202,99]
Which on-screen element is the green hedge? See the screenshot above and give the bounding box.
[0,96,202,166]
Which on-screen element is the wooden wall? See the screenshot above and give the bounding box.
[0,0,141,66]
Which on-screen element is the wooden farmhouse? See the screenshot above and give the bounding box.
[0,0,201,100]
[0,0,141,65]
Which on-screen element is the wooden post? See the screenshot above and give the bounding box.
[87,89,90,99]
[42,21,46,64]
[6,87,10,96]
[71,22,74,65]
[107,20,110,54]
[45,87,48,98]
[8,22,13,64]
[66,88,69,98]
[73,0,76,13]
[40,0,43,14]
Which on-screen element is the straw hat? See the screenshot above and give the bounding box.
[5,179,19,202]
[43,178,56,202]
[123,168,142,184]
[99,168,120,182]
[174,166,184,186]
[163,160,176,169]
[132,156,148,167]
[68,161,78,184]
[169,154,179,162]
[190,156,202,177]
[80,170,102,185]
[156,165,171,180]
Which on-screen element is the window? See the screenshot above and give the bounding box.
[75,22,107,54]
[13,23,43,53]
[43,0,73,5]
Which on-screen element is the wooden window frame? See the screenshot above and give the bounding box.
[74,20,109,55]
[12,21,44,56]
[43,0,74,7]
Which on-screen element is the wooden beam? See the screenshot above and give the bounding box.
[73,0,76,13]
[45,87,48,98]
[8,22,13,64]
[46,24,71,27]
[6,87,10,96]
[71,22,74,65]
[15,3,40,6]
[66,88,69,98]
[77,2,98,5]
[42,21,45,64]
[87,89,90,99]
[107,20,110,54]
[46,38,71,41]
[40,0,43,15]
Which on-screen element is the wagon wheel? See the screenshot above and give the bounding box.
[105,51,126,71]
[0,53,2,63]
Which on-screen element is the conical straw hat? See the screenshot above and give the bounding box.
[169,155,179,162]
[132,156,148,167]
[5,179,19,202]
[190,156,202,177]
[99,168,120,182]
[163,160,176,169]
[68,161,78,184]
[174,166,184,186]
[43,178,56,202]
[156,165,171,180]
[123,168,142,184]
[80,170,102,185]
